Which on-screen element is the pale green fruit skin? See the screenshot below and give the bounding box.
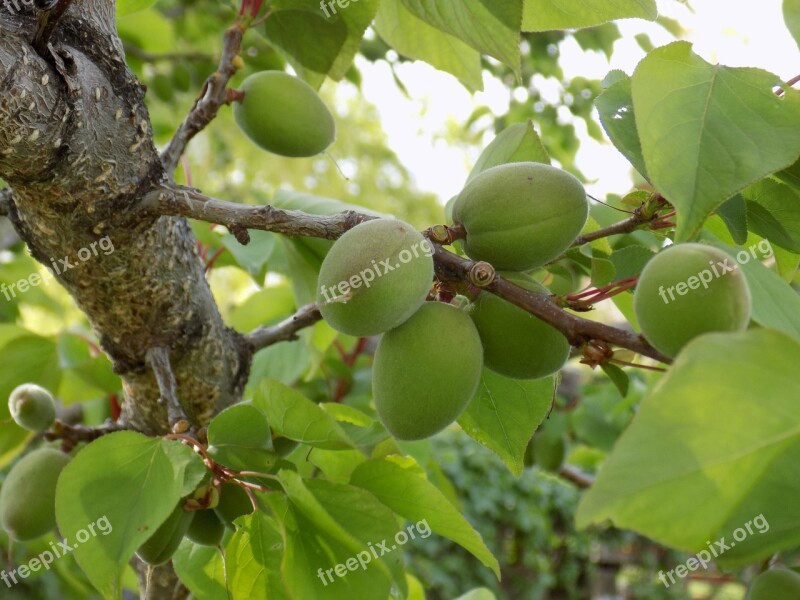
[187,509,225,547]
[233,71,335,157]
[748,569,800,600]
[373,302,483,440]
[469,275,569,379]
[8,384,56,433]
[317,219,434,337]
[0,448,70,541]
[453,162,588,270]
[137,503,195,566]
[634,243,752,358]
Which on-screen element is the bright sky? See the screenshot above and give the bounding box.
[351,0,799,203]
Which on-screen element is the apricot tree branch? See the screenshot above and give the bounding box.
[44,420,126,448]
[160,23,246,173]
[33,0,76,56]
[558,465,595,489]
[433,245,672,364]
[246,304,322,351]
[141,184,374,241]
[146,346,192,433]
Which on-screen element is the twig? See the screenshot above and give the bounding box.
[141,184,374,240]
[433,245,672,364]
[0,189,12,217]
[572,210,658,246]
[246,304,322,352]
[146,346,192,433]
[33,0,75,56]
[160,24,246,173]
[558,464,595,489]
[44,420,126,446]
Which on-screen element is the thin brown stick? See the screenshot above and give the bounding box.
[146,346,192,432]
[558,464,595,489]
[246,304,322,351]
[160,24,246,173]
[142,184,374,241]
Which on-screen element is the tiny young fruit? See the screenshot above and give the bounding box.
[373,302,483,440]
[0,448,70,541]
[633,243,752,358]
[136,503,195,566]
[469,275,570,379]
[317,219,434,337]
[214,483,255,529]
[186,509,225,547]
[233,71,335,157]
[8,383,56,432]
[452,162,588,270]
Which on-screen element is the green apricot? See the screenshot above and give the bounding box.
[452,162,588,270]
[137,503,195,566]
[469,275,569,379]
[213,483,254,529]
[317,219,434,337]
[0,448,70,541]
[8,384,56,433]
[633,243,752,358]
[531,432,566,472]
[186,509,225,547]
[233,71,335,157]
[748,569,800,600]
[373,302,483,440]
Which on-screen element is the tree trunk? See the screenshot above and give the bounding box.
[1,2,250,597]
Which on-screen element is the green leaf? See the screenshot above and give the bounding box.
[744,178,800,252]
[609,245,655,280]
[522,0,657,31]
[631,42,800,241]
[721,245,800,342]
[577,329,800,566]
[207,403,278,471]
[467,121,550,182]
[55,432,206,599]
[173,539,228,600]
[599,363,629,397]
[350,457,500,578]
[375,1,483,92]
[266,0,380,86]
[221,230,277,279]
[594,74,648,178]
[116,0,157,17]
[399,0,522,78]
[784,0,800,49]
[226,512,290,599]
[716,195,749,245]
[254,379,353,449]
[457,370,555,476]
[267,472,397,599]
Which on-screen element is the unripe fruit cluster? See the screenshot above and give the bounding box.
[315,164,586,440]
